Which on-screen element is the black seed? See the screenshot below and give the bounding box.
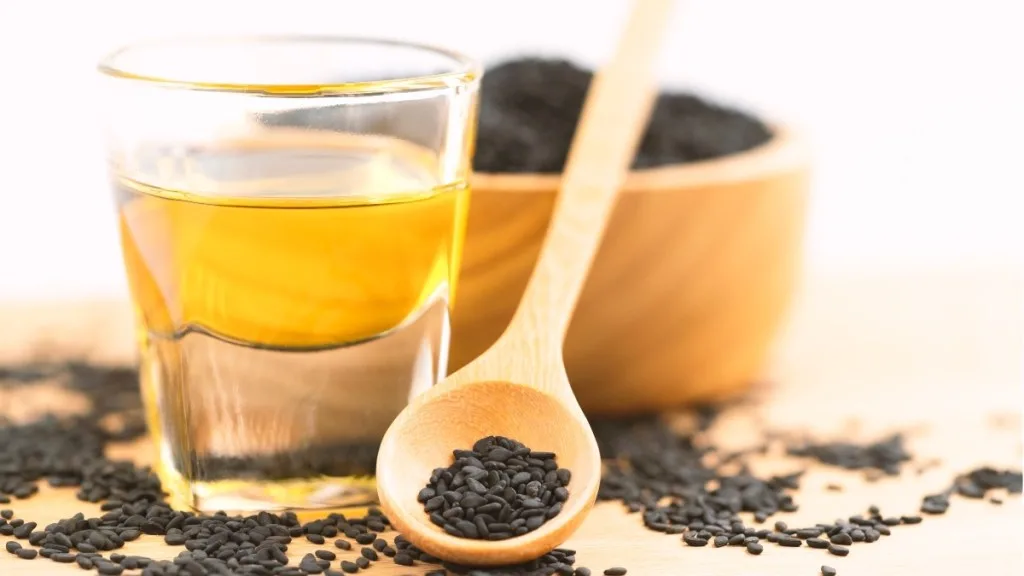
[53,552,78,563]
[901,515,922,524]
[306,533,325,545]
[6,540,22,553]
[355,556,370,569]
[334,539,351,551]
[97,562,125,575]
[604,569,628,576]
[683,534,708,547]
[713,535,729,547]
[394,552,414,566]
[16,547,38,559]
[778,536,802,547]
[13,520,37,538]
[829,533,853,545]
[575,569,592,576]
[807,538,829,549]
[360,547,378,561]
[822,566,837,576]
[828,544,850,557]
[746,542,763,555]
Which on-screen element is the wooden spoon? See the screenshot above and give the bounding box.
[376,0,677,565]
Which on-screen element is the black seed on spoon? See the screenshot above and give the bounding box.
[419,435,569,540]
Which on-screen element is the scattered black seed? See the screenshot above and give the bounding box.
[420,436,569,540]
[16,547,38,559]
[604,569,627,576]
[683,534,709,547]
[6,540,21,553]
[807,538,829,549]
[355,556,370,569]
[787,434,911,478]
[778,536,802,547]
[340,560,359,573]
[829,532,853,546]
[921,493,950,515]
[394,552,414,566]
[3,361,1022,576]
[822,566,837,576]
[315,549,336,561]
[828,544,850,557]
[299,553,324,573]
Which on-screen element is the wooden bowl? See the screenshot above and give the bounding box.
[449,126,810,415]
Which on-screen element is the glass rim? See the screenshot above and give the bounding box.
[97,35,481,96]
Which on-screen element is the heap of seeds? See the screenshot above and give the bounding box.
[419,436,570,540]
[473,57,773,173]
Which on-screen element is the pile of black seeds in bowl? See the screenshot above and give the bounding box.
[472,57,773,173]
[2,361,1022,576]
[419,436,569,540]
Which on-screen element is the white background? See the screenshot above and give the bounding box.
[0,0,1021,300]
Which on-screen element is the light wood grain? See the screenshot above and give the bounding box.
[1,267,1022,575]
[376,0,676,565]
[453,124,810,415]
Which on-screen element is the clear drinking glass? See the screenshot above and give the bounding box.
[99,37,479,513]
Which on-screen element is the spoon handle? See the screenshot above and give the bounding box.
[503,0,678,344]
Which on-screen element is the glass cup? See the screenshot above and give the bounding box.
[99,36,479,513]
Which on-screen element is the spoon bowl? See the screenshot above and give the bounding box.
[377,378,601,565]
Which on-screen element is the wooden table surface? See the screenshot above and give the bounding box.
[2,267,1022,575]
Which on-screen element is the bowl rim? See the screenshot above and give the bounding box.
[471,124,808,193]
